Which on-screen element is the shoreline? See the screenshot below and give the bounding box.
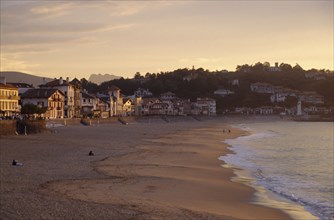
[1,119,292,219]
[221,122,321,220]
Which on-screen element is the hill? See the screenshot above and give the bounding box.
[0,71,53,87]
[88,73,121,85]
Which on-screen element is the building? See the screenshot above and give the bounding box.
[81,92,98,117]
[298,91,324,104]
[134,88,153,98]
[160,92,177,100]
[255,106,274,115]
[21,88,65,119]
[122,98,135,116]
[0,79,20,117]
[228,79,239,86]
[9,83,34,95]
[141,98,166,115]
[107,85,123,116]
[305,72,326,80]
[40,77,76,118]
[214,89,234,97]
[70,78,82,118]
[267,62,281,72]
[250,82,274,94]
[193,98,216,115]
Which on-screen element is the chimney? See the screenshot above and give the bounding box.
[0,76,6,85]
[66,77,69,83]
[59,77,63,85]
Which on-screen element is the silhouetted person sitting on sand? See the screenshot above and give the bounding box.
[88,151,94,156]
[12,160,23,166]
[228,129,231,133]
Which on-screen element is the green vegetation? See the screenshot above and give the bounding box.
[80,62,333,112]
[21,103,47,115]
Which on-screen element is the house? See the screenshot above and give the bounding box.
[0,77,20,117]
[132,97,143,116]
[96,98,110,118]
[193,98,216,115]
[8,82,34,95]
[270,93,287,103]
[255,106,274,115]
[40,77,76,118]
[81,92,98,117]
[234,107,252,115]
[141,98,166,115]
[134,88,153,98]
[228,79,239,86]
[107,85,123,116]
[250,82,274,94]
[267,62,281,72]
[161,99,175,115]
[305,72,326,80]
[214,89,234,97]
[122,98,135,116]
[70,78,82,118]
[21,88,65,119]
[160,92,177,100]
[298,91,324,104]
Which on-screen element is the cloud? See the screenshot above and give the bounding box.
[0,53,40,73]
[30,2,76,17]
[3,22,134,35]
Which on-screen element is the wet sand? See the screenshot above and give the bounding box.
[0,119,291,219]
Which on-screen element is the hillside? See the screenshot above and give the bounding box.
[0,71,53,87]
[88,73,121,85]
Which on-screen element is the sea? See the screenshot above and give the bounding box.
[220,121,334,220]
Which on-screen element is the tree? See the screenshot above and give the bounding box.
[252,62,265,72]
[279,63,293,72]
[21,103,47,115]
[263,61,270,68]
[134,72,142,79]
[292,63,304,72]
[236,64,251,72]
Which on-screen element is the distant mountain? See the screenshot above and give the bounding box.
[0,71,53,87]
[89,73,121,85]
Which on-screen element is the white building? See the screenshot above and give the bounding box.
[250,82,274,94]
[214,89,234,97]
[134,88,153,98]
[194,98,216,115]
[160,92,177,100]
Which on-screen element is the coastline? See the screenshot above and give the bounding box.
[1,118,292,219]
[221,121,325,220]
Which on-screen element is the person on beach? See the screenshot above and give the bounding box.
[12,160,23,166]
[228,129,231,133]
[88,151,94,156]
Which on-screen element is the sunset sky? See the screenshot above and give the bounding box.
[1,0,333,79]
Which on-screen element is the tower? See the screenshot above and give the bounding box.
[297,100,302,115]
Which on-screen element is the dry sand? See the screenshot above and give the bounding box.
[0,119,291,219]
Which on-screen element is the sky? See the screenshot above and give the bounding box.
[0,0,333,79]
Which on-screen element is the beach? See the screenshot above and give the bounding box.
[0,118,291,219]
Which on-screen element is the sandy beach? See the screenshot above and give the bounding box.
[0,118,292,219]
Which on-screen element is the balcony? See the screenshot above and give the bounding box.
[0,95,20,100]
